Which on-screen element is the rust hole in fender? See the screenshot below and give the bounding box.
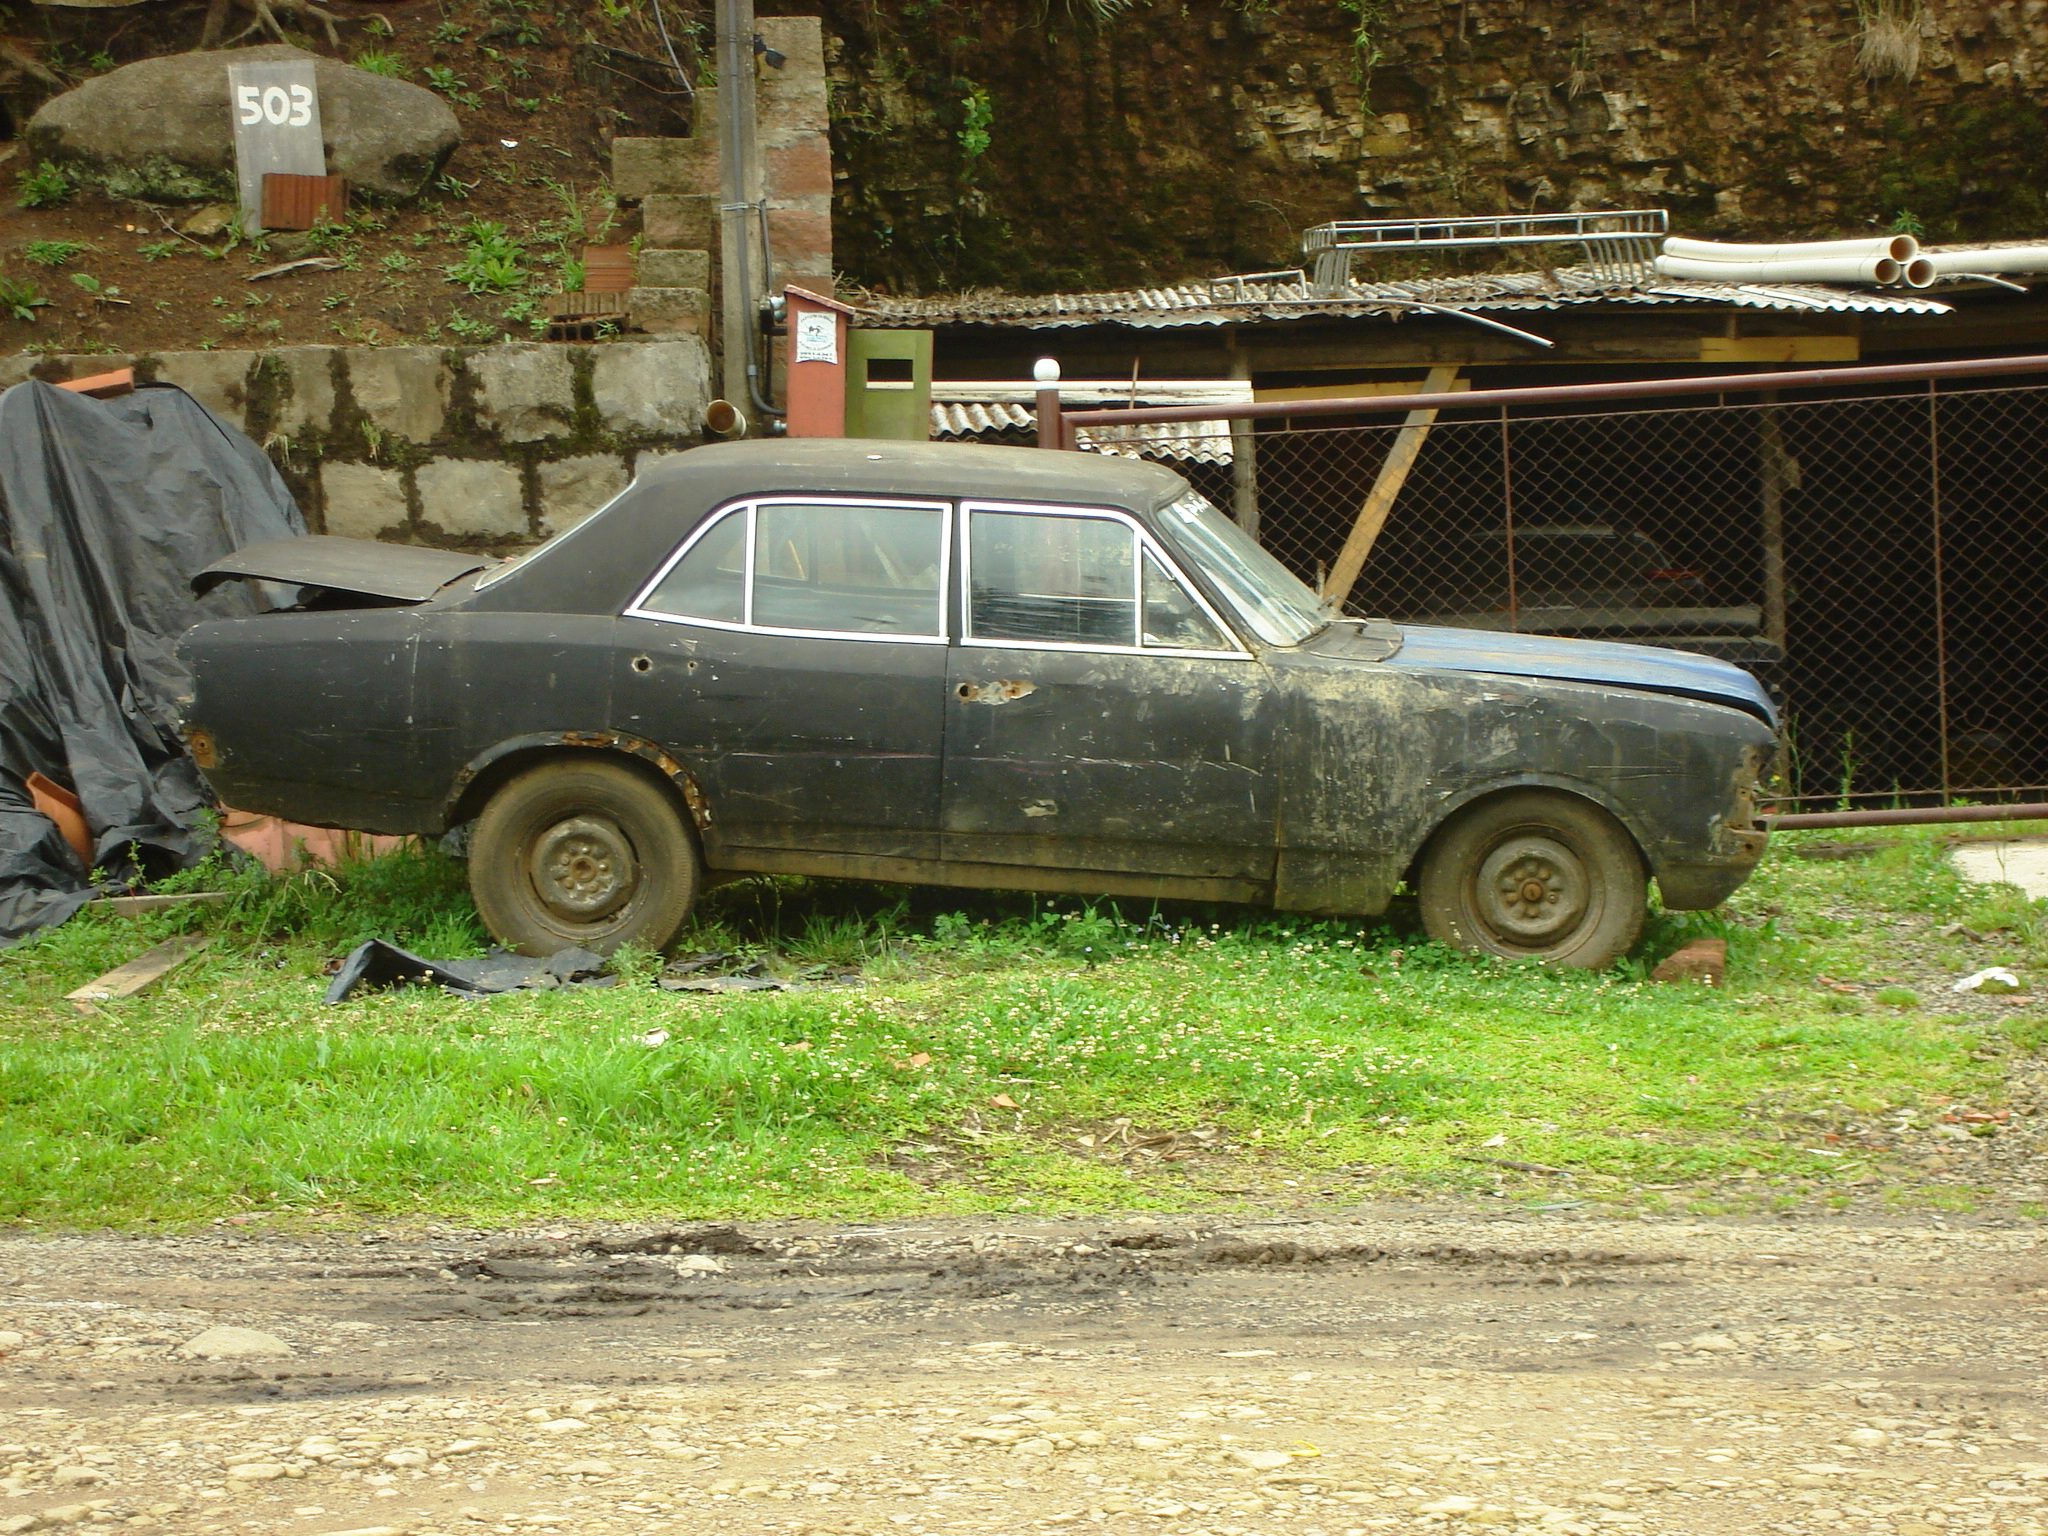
[958,679,1037,705]
[630,655,653,674]
[185,728,218,769]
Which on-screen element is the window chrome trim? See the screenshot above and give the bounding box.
[624,494,953,646]
[958,499,1252,660]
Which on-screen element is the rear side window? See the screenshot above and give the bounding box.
[753,501,945,635]
[633,499,947,639]
[642,507,746,623]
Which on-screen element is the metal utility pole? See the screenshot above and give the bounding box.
[715,0,763,416]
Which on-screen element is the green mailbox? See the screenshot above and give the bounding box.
[844,329,933,440]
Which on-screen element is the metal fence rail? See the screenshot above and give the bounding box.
[1062,356,2048,816]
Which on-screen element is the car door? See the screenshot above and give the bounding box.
[941,500,1278,885]
[617,496,951,862]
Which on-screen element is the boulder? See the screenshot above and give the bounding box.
[26,44,459,202]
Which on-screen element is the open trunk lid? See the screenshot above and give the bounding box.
[191,536,491,604]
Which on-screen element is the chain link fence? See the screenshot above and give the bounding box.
[1076,365,2048,814]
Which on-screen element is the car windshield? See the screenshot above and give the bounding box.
[1151,490,1328,647]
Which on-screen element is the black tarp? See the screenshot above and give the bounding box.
[0,380,304,944]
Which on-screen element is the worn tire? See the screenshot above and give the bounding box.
[468,758,699,957]
[1418,790,1646,969]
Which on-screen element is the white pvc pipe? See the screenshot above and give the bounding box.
[1899,257,1936,288]
[1654,253,1903,285]
[1663,235,1919,264]
[1919,245,2048,276]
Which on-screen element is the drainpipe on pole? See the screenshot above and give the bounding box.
[1035,357,1064,449]
[716,0,763,421]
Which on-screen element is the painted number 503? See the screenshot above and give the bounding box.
[236,83,313,127]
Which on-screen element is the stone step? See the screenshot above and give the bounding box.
[630,286,712,337]
[636,247,712,289]
[612,134,720,202]
[641,193,719,251]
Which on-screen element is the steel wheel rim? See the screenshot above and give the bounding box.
[529,814,637,922]
[1472,831,1591,947]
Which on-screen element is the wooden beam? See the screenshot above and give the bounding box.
[55,368,135,399]
[1238,323,1745,373]
[1321,366,1460,610]
[1700,336,1859,364]
[67,935,211,1013]
[1254,378,1474,404]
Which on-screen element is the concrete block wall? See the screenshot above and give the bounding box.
[0,337,712,549]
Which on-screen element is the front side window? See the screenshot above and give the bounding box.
[1141,550,1231,651]
[965,506,1239,653]
[968,508,1137,646]
[634,499,946,639]
[1153,490,1326,647]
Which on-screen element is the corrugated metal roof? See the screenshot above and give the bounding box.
[930,400,1235,464]
[1082,419,1234,465]
[852,266,1953,330]
[931,401,1035,437]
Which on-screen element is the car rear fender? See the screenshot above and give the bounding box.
[444,731,713,838]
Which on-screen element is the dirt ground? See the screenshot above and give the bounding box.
[0,0,682,358]
[2,1205,2044,1536]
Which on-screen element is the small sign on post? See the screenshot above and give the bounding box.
[227,59,326,234]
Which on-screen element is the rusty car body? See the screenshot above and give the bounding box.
[179,440,1777,967]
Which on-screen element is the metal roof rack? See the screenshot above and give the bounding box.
[1303,210,1670,294]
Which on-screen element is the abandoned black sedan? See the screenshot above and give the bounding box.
[180,440,1776,968]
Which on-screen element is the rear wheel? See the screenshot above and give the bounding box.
[469,758,699,957]
[1418,790,1646,969]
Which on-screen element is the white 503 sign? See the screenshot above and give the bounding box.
[236,80,316,128]
[227,60,326,233]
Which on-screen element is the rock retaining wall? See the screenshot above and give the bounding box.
[821,0,2048,293]
[0,337,712,548]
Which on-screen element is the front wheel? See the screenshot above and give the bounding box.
[1418,790,1646,969]
[469,758,700,957]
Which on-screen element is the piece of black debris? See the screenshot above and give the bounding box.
[324,939,613,1003]
[659,974,788,994]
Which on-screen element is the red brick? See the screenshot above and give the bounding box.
[765,137,833,200]
[767,207,833,277]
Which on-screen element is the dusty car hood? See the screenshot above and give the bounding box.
[190,536,491,603]
[1384,623,1778,725]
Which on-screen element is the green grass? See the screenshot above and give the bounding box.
[22,239,88,268]
[0,826,2041,1228]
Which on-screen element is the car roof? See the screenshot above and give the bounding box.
[471,438,1193,616]
[634,437,1190,508]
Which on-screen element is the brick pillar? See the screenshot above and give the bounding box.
[756,17,834,295]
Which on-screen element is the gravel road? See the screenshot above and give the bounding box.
[3,1205,2044,1535]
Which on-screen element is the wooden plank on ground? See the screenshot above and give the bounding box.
[66,935,211,1012]
[1321,365,1460,611]
[93,892,233,916]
